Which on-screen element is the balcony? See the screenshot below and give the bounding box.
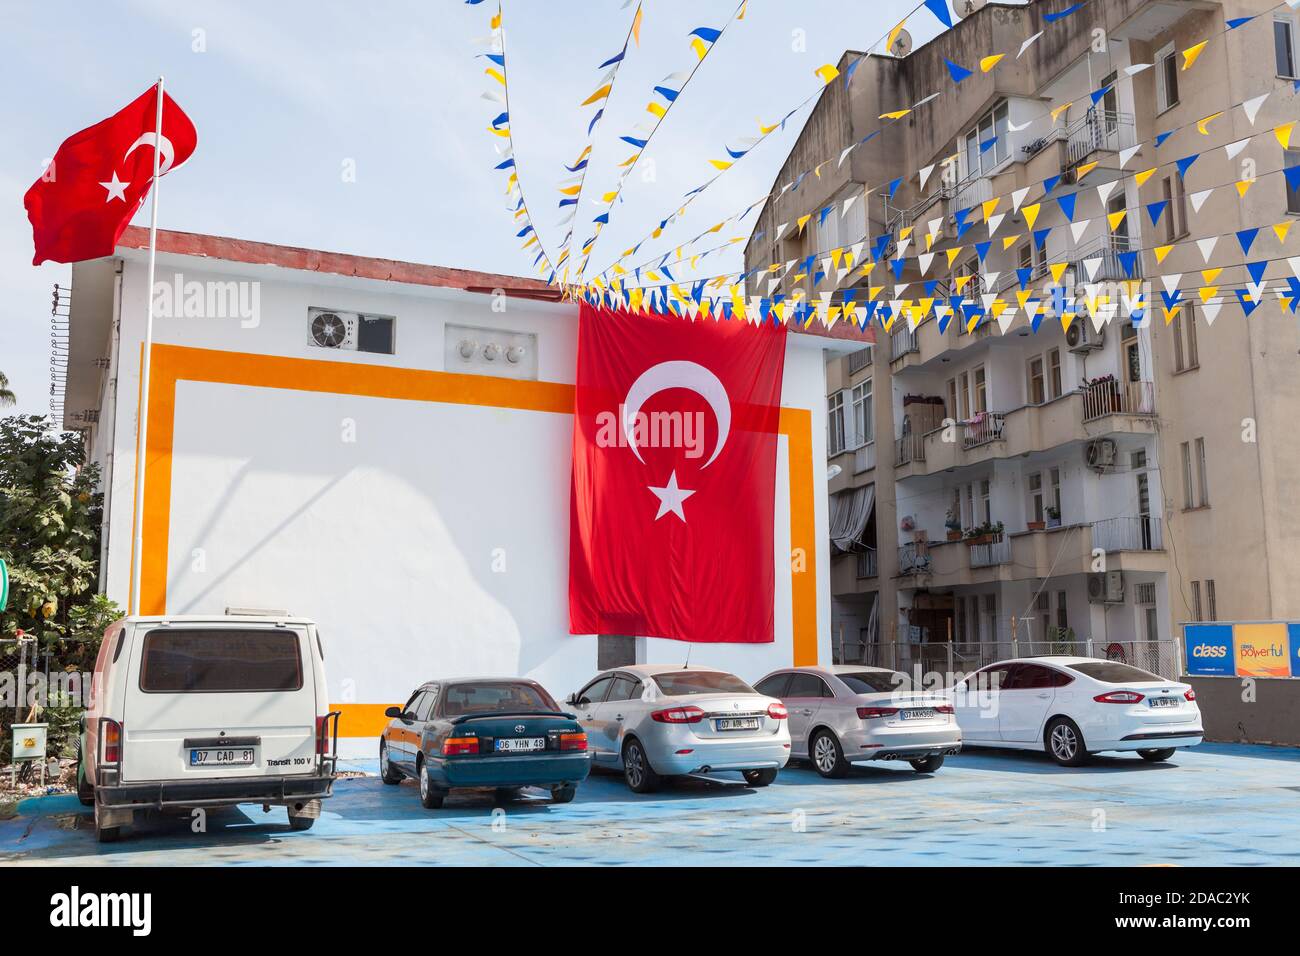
[896,387,1157,479]
[897,542,932,575]
[890,326,919,363]
[856,548,879,579]
[1081,379,1155,422]
[968,537,1011,568]
[1071,234,1142,281]
[1065,109,1135,168]
[854,440,877,474]
[1093,516,1163,551]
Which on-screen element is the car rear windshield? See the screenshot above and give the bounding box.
[838,671,906,694]
[139,628,303,693]
[442,682,558,717]
[1066,661,1163,683]
[652,671,754,696]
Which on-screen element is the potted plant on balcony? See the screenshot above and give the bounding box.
[1046,505,1061,528]
[1027,515,1046,531]
[945,508,963,541]
[964,520,1004,546]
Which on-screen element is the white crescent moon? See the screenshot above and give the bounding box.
[124,132,176,178]
[622,360,730,469]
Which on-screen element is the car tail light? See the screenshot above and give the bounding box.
[651,705,705,724]
[442,736,479,755]
[934,704,955,714]
[857,706,899,719]
[1184,688,1196,702]
[558,732,587,751]
[766,702,788,720]
[1094,691,1145,704]
[101,719,122,764]
[316,715,330,755]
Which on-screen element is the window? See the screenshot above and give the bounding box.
[139,628,303,693]
[1028,355,1046,404]
[1174,304,1199,372]
[828,391,846,456]
[958,371,971,419]
[1195,437,1210,506]
[754,673,791,698]
[1287,149,1300,215]
[1056,591,1068,631]
[851,379,873,447]
[1180,441,1194,508]
[983,593,997,639]
[972,366,987,413]
[1277,16,1298,78]
[785,673,831,698]
[1066,661,1162,683]
[1017,242,1034,272]
[964,101,1010,175]
[979,479,991,524]
[1028,471,1044,522]
[608,676,643,701]
[847,346,872,374]
[839,671,905,694]
[947,378,960,422]
[442,681,558,716]
[1050,467,1061,517]
[1048,348,1063,399]
[413,691,436,720]
[653,671,755,696]
[1191,581,1203,621]
[1156,43,1180,112]
[576,676,614,707]
[1162,175,1189,241]
[1206,579,1217,621]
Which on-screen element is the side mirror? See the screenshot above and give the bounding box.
[384,706,402,719]
[564,693,578,706]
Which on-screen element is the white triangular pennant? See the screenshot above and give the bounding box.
[1224,138,1251,160]
[1118,145,1142,169]
[987,213,1005,236]
[1096,181,1120,205]
[918,163,936,192]
[841,194,860,218]
[1189,188,1213,213]
[1196,236,1217,263]
[1161,273,1182,295]
[1083,257,1103,281]
[1011,186,1031,212]
[1071,219,1093,243]
[1124,62,1153,77]
[918,252,936,275]
[1201,300,1223,325]
[1018,31,1044,58]
[1242,92,1270,126]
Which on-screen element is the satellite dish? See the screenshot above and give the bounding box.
[952,0,988,19]
[890,28,913,58]
[827,464,843,480]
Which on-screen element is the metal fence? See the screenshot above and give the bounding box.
[855,639,1180,681]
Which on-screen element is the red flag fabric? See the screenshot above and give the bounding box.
[24,84,197,265]
[569,304,788,644]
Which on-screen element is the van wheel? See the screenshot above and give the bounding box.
[417,758,445,809]
[742,768,777,787]
[810,729,849,778]
[910,755,945,773]
[1045,717,1090,767]
[288,813,315,831]
[74,737,94,807]
[95,825,120,843]
[1138,748,1176,762]
[622,738,661,793]
[550,784,576,804]
[378,739,401,784]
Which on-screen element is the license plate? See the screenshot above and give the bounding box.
[190,747,255,766]
[715,718,760,731]
[1148,697,1179,708]
[900,708,937,720]
[494,737,545,753]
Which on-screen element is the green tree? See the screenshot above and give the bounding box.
[0,372,15,408]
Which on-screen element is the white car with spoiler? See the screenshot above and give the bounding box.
[78,614,339,842]
[567,664,791,792]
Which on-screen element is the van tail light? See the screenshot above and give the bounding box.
[651,706,705,724]
[766,702,788,720]
[1094,691,1145,704]
[316,715,330,755]
[558,732,588,751]
[442,736,480,756]
[1184,689,1196,702]
[101,718,122,764]
[933,704,955,715]
[857,706,899,719]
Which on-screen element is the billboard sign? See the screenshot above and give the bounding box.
[1183,622,1300,678]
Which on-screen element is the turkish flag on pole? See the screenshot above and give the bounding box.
[24,84,197,265]
[569,304,788,644]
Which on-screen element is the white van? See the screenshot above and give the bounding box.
[78,614,339,842]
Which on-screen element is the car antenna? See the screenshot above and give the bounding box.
[683,644,692,669]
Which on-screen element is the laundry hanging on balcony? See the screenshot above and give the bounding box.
[830,484,875,554]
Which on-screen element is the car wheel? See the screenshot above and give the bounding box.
[742,768,777,787]
[1045,717,1090,767]
[622,737,661,793]
[379,739,401,785]
[909,755,945,773]
[810,729,849,778]
[417,758,445,809]
[1138,748,1176,762]
[550,784,577,804]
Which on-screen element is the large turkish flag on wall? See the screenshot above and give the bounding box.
[569,304,787,644]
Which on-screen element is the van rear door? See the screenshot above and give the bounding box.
[120,624,319,782]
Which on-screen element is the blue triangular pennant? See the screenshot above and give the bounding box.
[1146,199,1169,227]
[1056,193,1078,222]
[1154,130,1173,149]
[1246,261,1268,286]
[1119,251,1139,278]
[1235,288,1261,317]
[1175,154,1199,178]
[1017,267,1034,290]
[1236,227,1260,256]
[945,59,973,84]
[975,241,992,264]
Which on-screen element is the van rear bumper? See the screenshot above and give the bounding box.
[97,773,334,810]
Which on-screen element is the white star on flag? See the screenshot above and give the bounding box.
[99,171,129,202]
[648,470,695,522]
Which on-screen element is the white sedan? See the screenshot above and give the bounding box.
[949,657,1203,767]
[566,665,791,792]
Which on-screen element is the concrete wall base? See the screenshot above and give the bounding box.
[1187,676,1300,747]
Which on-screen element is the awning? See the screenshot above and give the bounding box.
[830,484,875,553]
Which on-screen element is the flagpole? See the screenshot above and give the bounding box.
[129,76,164,617]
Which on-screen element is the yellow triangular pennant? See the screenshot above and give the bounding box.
[1181,40,1208,71]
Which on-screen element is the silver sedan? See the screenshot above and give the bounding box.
[566,664,791,792]
[754,665,962,776]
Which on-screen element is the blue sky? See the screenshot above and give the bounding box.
[0,0,965,418]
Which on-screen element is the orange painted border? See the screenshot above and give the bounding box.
[138,344,819,735]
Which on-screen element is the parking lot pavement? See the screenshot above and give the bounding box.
[2,743,1297,866]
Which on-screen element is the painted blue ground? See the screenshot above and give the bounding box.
[2,743,1297,865]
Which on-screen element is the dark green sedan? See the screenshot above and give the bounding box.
[379,678,591,808]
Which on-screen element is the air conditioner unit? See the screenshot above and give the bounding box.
[1088,571,1124,605]
[308,308,359,350]
[1066,320,1104,352]
[1085,438,1117,471]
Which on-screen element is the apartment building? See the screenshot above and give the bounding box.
[745,0,1300,672]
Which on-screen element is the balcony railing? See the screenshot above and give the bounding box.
[1072,233,1141,281]
[953,173,993,215]
[969,537,1011,568]
[895,432,927,466]
[1092,516,1163,551]
[897,542,932,575]
[962,412,1006,449]
[855,440,876,473]
[856,548,879,579]
[847,347,872,374]
[1065,109,1136,167]
[890,326,919,361]
[1081,379,1156,421]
